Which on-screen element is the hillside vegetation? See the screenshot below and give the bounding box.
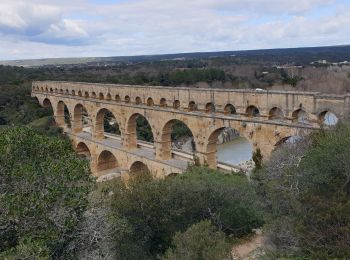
[0,127,93,259]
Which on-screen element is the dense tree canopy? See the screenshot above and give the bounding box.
[254,125,350,259]
[163,220,232,260]
[109,167,263,259]
[0,127,93,258]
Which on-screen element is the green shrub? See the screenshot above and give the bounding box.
[252,148,263,169]
[255,125,350,259]
[0,127,93,258]
[163,220,232,260]
[110,167,264,259]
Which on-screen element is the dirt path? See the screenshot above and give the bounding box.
[232,234,265,259]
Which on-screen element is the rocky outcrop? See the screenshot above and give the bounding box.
[217,128,240,144]
[172,128,240,153]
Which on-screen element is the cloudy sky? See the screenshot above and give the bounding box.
[0,0,349,60]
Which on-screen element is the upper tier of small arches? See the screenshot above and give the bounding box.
[34,85,339,126]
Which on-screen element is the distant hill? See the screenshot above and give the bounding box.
[1,45,349,67]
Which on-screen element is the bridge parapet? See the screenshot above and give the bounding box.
[32,81,349,119]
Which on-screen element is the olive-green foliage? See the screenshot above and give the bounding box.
[163,220,232,260]
[255,125,350,259]
[103,111,121,135]
[28,116,63,137]
[252,148,263,170]
[0,127,93,258]
[110,167,264,259]
[162,68,226,85]
[171,120,193,140]
[136,116,154,142]
[0,83,52,126]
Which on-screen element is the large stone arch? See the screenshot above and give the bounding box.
[157,119,196,160]
[94,108,121,140]
[76,142,91,158]
[317,110,339,126]
[129,160,150,175]
[124,112,155,150]
[73,103,91,134]
[97,150,118,173]
[201,120,266,168]
[43,98,53,109]
[56,100,71,128]
[205,127,227,168]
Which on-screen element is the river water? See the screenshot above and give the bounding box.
[217,137,253,165]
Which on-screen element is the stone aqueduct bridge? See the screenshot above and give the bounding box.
[32,81,348,178]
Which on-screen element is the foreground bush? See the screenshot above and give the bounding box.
[0,127,93,258]
[255,125,350,259]
[110,167,263,259]
[163,220,232,260]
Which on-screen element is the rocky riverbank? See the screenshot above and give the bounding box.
[172,128,241,153]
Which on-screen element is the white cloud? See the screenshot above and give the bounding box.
[0,0,348,60]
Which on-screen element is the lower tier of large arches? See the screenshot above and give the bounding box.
[71,131,188,179]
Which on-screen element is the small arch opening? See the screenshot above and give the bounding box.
[49,88,53,93]
[224,104,236,115]
[135,96,142,105]
[125,95,130,103]
[160,98,167,107]
[99,93,104,100]
[205,102,216,113]
[246,105,260,117]
[115,95,121,102]
[72,90,76,96]
[147,97,154,106]
[106,93,112,101]
[292,109,309,124]
[84,91,89,98]
[188,101,197,112]
[91,92,97,99]
[269,107,284,120]
[173,100,180,109]
[78,91,82,97]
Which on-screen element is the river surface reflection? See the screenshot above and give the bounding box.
[217,137,253,165]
